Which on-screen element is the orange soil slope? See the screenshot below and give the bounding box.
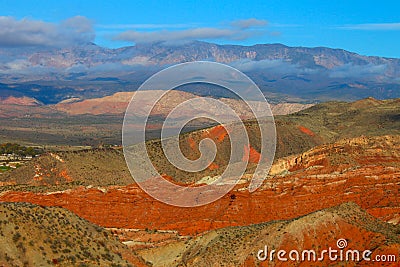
[143,203,400,267]
[0,136,399,236]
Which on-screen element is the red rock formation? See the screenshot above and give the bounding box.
[243,144,261,163]
[0,96,41,106]
[207,162,219,171]
[206,125,228,143]
[1,136,398,237]
[1,160,398,236]
[298,125,315,136]
[141,202,399,267]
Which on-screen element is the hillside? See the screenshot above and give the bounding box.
[0,148,132,187]
[1,135,399,237]
[1,98,398,186]
[53,90,313,116]
[0,91,312,118]
[135,97,400,183]
[0,202,147,267]
[281,97,400,142]
[1,202,398,266]
[0,90,312,146]
[138,202,400,266]
[0,96,42,106]
[0,96,57,119]
[0,96,397,148]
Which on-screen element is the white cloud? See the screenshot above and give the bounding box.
[230,59,316,74]
[114,18,271,45]
[97,23,191,30]
[230,18,268,29]
[338,22,400,30]
[115,28,245,44]
[4,59,31,70]
[329,63,387,78]
[0,16,95,47]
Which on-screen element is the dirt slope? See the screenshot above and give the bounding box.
[0,202,147,267]
[138,202,400,267]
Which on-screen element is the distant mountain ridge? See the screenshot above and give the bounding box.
[1,41,400,103]
[2,41,399,68]
[0,91,312,120]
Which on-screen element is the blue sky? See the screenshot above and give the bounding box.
[1,0,400,57]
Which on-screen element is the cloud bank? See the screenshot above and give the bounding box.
[0,16,95,47]
[114,18,270,45]
[329,63,387,78]
[230,59,317,74]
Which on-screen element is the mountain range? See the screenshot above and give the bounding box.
[1,41,400,104]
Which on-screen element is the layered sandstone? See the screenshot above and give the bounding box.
[0,135,398,237]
